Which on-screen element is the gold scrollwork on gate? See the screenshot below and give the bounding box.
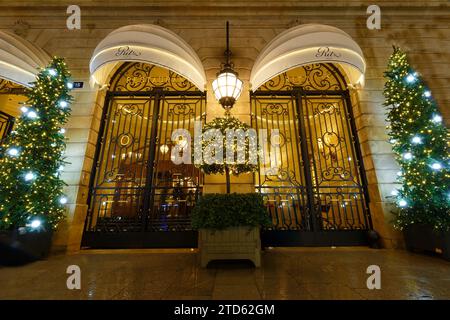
[0,79,27,94]
[118,103,142,116]
[117,133,134,148]
[262,103,288,116]
[256,63,346,92]
[110,62,198,92]
[169,103,195,116]
[315,102,339,115]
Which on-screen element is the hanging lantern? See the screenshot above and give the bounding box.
[212,21,243,114]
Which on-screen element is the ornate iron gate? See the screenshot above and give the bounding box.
[251,63,372,246]
[82,63,205,248]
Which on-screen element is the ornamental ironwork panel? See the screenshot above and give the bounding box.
[301,95,369,230]
[0,79,27,95]
[0,110,14,143]
[84,63,205,241]
[85,96,155,232]
[252,63,371,234]
[251,96,310,231]
[147,96,205,232]
[256,63,346,92]
[110,62,198,92]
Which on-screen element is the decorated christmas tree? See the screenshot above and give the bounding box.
[383,47,449,231]
[196,116,258,193]
[0,57,73,231]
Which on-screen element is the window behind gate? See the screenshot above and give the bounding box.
[83,63,205,248]
[251,63,372,246]
[0,79,27,143]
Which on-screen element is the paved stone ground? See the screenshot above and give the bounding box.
[0,247,449,300]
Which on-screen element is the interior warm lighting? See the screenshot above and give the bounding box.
[160,144,170,154]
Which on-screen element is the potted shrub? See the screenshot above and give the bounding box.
[192,193,271,267]
[194,116,270,266]
[0,58,73,265]
[383,47,449,260]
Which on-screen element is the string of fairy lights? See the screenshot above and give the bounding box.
[0,58,73,231]
[384,47,449,230]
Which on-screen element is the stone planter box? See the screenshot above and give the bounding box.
[199,226,261,267]
[404,224,450,261]
[0,229,53,266]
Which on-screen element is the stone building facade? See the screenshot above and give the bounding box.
[0,0,448,253]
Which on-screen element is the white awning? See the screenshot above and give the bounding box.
[89,24,207,91]
[250,24,366,90]
[0,31,50,87]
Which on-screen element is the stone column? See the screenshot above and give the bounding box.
[51,81,104,254]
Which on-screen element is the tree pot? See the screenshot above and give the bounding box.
[0,229,53,266]
[404,224,450,261]
[199,226,261,267]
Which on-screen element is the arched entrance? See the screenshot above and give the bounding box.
[82,62,206,248]
[252,63,372,246]
[249,24,371,246]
